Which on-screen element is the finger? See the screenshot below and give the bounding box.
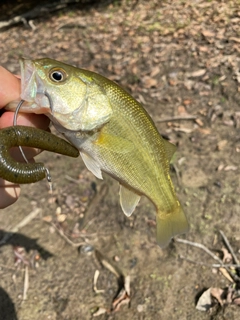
[9,147,39,162]
[0,178,20,209]
[0,111,50,130]
[0,67,20,108]
[0,112,51,159]
[0,112,51,160]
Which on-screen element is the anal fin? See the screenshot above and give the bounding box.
[119,184,141,217]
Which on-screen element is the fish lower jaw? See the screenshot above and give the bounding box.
[6,100,50,115]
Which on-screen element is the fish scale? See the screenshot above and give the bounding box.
[100,86,171,203]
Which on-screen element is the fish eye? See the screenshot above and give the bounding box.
[49,68,67,82]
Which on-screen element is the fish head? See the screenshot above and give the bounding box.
[19,58,113,131]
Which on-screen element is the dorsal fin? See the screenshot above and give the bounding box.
[163,139,176,162]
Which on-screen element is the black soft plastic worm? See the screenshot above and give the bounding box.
[0,125,79,184]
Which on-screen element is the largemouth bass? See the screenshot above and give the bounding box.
[8,58,189,247]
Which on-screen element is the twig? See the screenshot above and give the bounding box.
[176,238,240,281]
[176,238,223,264]
[51,223,86,247]
[65,175,81,184]
[93,269,105,294]
[0,0,80,30]
[219,230,240,265]
[95,250,122,278]
[22,265,29,302]
[179,255,240,268]
[219,267,234,283]
[11,208,42,233]
[93,250,131,314]
[156,115,197,122]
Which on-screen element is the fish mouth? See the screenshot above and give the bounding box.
[19,58,52,114]
[20,58,37,101]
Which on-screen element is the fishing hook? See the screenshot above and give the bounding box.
[13,93,54,187]
[14,99,28,163]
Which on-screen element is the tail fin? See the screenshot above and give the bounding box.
[156,204,189,248]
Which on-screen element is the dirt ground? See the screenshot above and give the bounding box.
[0,0,240,319]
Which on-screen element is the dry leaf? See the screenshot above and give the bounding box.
[224,165,238,171]
[217,140,228,151]
[198,46,209,52]
[217,164,225,171]
[229,37,240,43]
[183,99,192,105]
[112,288,130,312]
[197,128,211,134]
[223,120,234,126]
[221,247,233,264]
[57,214,67,223]
[219,75,226,82]
[178,105,187,114]
[55,207,61,215]
[196,288,212,311]
[202,29,215,37]
[187,69,206,78]
[94,250,131,313]
[42,215,52,223]
[183,79,194,90]
[93,307,108,317]
[226,287,234,304]
[195,118,204,127]
[173,127,194,133]
[150,66,160,77]
[233,297,240,305]
[219,267,234,283]
[65,195,74,209]
[210,287,226,306]
[168,79,178,86]
[142,77,158,88]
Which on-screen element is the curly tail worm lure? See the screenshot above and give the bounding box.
[3,92,72,186]
[13,92,54,163]
[0,125,79,184]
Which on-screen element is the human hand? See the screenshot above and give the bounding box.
[0,66,50,209]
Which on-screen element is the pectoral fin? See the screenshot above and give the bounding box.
[163,139,176,162]
[80,152,103,179]
[119,185,141,217]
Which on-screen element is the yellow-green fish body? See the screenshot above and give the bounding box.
[9,58,189,247]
